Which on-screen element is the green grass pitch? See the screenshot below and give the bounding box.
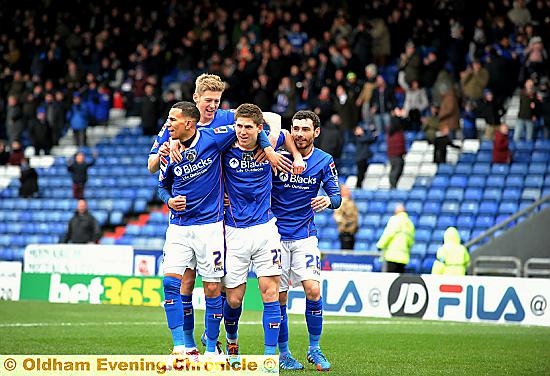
[1,301,549,375]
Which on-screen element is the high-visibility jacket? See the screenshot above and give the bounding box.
[431,227,470,275]
[376,212,415,265]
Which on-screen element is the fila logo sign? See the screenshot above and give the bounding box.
[287,279,362,313]
[438,284,525,322]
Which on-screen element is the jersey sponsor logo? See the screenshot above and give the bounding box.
[174,166,183,176]
[185,149,197,162]
[277,171,316,184]
[214,126,228,134]
[329,161,338,177]
[229,158,239,168]
[279,172,289,182]
[181,158,213,174]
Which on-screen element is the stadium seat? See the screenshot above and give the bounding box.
[356,201,369,214]
[437,215,456,229]
[418,215,437,229]
[499,201,518,215]
[502,188,521,201]
[356,228,375,242]
[483,188,502,201]
[454,164,473,175]
[486,176,505,188]
[449,175,468,188]
[464,187,482,201]
[410,242,427,258]
[440,201,460,215]
[467,175,486,188]
[416,229,432,243]
[423,201,441,215]
[362,214,381,227]
[506,175,525,188]
[445,188,464,201]
[405,258,421,273]
[472,163,491,175]
[478,201,498,215]
[460,201,479,215]
[524,176,544,189]
[427,188,445,202]
[421,257,436,273]
[475,215,495,228]
[437,164,454,176]
[528,163,546,175]
[408,188,427,201]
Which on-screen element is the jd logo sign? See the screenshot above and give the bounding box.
[388,275,429,318]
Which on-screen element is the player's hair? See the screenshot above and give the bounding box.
[234,103,264,126]
[194,73,226,95]
[171,101,200,122]
[292,110,320,129]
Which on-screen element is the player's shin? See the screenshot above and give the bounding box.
[223,300,242,343]
[263,301,281,355]
[163,276,185,352]
[204,295,223,353]
[305,297,323,349]
[278,304,290,355]
[181,294,196,348]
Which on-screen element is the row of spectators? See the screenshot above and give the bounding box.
[2,0,550,160]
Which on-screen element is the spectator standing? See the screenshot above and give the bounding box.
[438,83,460,133]
[515,78,538,141]
[6,95,23,144]
[67,151,97,199]
[315,114,344,160]
[50,91,67,146]
[477,89,504,140]
[376,203,415,273]
[333,184,359,250]
[421,105,440,144]
[493,124,512,163]
[67,93,89,147]
[369,75,395,136]
[460,59,490,105]
[356,64,378,126]
[62,199,101,244]
[29,107,52,155]
[8,140,24,166]
[433,127,461,164]
[462,102,478,139]
[354,122,377,189]
[333,84,358,144]
[0,141,9,165]
[431,227,470,276]
[141,84,160,136]
[19,157,39,198]
[386,116,406,189]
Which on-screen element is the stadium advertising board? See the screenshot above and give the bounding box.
[24,244,134,276]
[0,261,22,301]
[286,271,550,326]
[18,273,264,310]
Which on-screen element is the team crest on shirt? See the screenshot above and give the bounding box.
[214,126,228,134]
[229,158,239,168]
[174,166,183,176]
[185,149,197,162]
[279,171,289,182]
[242,151,254,161]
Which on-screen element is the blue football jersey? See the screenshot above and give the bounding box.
[158,126,237,225]
[149,109,235,155]
[223,132,285,228]
[271,147,340,241]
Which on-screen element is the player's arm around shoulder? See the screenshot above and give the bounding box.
[281,129,305,175]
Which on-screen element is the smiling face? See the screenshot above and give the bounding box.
[193,90,223,124]
[291,118,320,155]
[235,117,262,150]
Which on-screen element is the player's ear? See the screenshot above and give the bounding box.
[192,93,199,104]
[258,123,263,132]
[314,127,321,138]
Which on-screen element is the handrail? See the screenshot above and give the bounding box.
[524,258,550,278]
[472,255,522,277]
[465,194,550,249]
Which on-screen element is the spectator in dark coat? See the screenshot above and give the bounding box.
[67,151,97,199]
[141,84,160,136]
[493,124,512,163]
[62,199,101,244]
[67,93,89,147]
[8,140,24,166]
[476,89,504,140]
[316,114,344,160]
[6,95,23,144]
[333,84,359,144]
[29,107,52,155]
[354,122,377,189]
[387,115,406,189]
[0,141,9,165]
[19,158,39,198]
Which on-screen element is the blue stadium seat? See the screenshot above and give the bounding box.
[510,163,528,175]
[528,163,547,175]
[454,164,473,175]
[416,229,432,243]
[405,200,423,215]
[431,229,445,243]
[437,164,454,176]
[449,175,468,188]
[456,215,475,230]
[491,164,509,175]
[427,188,445,202]
[502,188,521,201]
[318,240,332,250]
[356,228,375,242]
[486,176,505,188]
[476,151,492,162]
[445,188,464,201]
[440,201,460,215]
[478,201,498,215]
[499,201,518,215]
[352,190,373,201]
[418,215,437,229]
[431,176,449,189]
[475,215,494,228]
[531,151,548,162]
[356,201,369,214]
[408,188,427,201]
[423,201,441,215]
[483,188,502,201]
[464,187,483,201]
[354,242,371,252]
[524,176,544,189]
[460,201,479,215]
[426,244,439,257]
[373,190,391,201]
[437,215,456,229]
[522,188,541,201]
[410,243,427,258]
[472,163,491,175]
[368,200,386,214]
[109,211,124,226]
[405,258,421,274]
[458,153,476,163]
[467,175,486,188]
[458,229,471,243]
[362,214,381,227]
[506,175,525,188]
[421,257,436,273]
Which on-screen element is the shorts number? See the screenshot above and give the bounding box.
[271,249,282,265]
[305,254,320,269]
[213,250,222,266]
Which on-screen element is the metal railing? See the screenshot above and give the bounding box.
[465,195,550,249]
[472,255,522,277]
[524,258,550,278]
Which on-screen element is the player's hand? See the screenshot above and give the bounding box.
[158,141,170,156]
[292,154,305,175]
[264,148,293,173]
[254,149,267,163]
[169,138,183,162]
[168,195,186,211]
[311,196,331,212]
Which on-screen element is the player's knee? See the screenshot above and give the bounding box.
[304,282,321,300]
[203,282,221,298]
[260,287,279,303]
[180,272,196,294]
[163,275,182,295]
[226,294,243,309]
[278,291,288,305]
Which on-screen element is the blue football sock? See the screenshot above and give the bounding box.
[163,277,184,347]
[205,296,223,352]
[305,298,323,349]
[223,300,242,341]
[181,294,196,348]
[263,301,281,355]
[278,304,289,355]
